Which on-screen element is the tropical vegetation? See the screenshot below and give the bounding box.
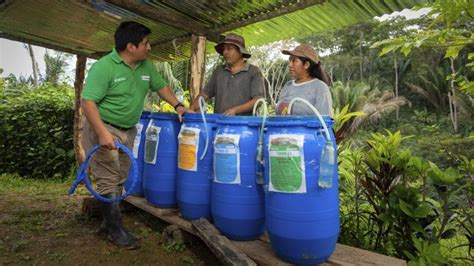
[0,0,472,264]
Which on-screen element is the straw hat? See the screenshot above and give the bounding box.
[282,44,320,64]
[215,33,251,58]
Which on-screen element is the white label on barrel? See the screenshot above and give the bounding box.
[132,123,144,158]
[269,134,306,193]
[144,120,161,165]
[214,134,241,184]
[177,126,200,171]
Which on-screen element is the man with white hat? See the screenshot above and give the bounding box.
[191,33,264,115]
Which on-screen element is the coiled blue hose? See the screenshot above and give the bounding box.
[68,142,138,203]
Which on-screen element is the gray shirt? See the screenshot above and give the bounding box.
[204,63,264,114]
[276,79,333,117]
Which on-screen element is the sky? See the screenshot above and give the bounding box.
[0,8,429,80]
[0,39,47,78]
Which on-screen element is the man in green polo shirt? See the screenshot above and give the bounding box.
[81,21,188,249]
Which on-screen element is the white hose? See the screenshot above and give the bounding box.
[288,97,331,141]
[252,98,268,139]
[198,96,209,160]
[253,99,268,185]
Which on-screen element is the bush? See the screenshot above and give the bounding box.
[338,130,473,264]
[357,109,474,168]
[0,83,75,179]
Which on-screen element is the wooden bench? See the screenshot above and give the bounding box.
[120,196,406,266]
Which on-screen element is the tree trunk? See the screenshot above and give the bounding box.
[189,35,206,105]
[359,32,364,81]
[394,54,399,120]
[26,44,39,87]
[448,57,458,132]
[74,55,87,166]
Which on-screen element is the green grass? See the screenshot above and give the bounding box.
[0,173,68,194]
[0,173,94,197]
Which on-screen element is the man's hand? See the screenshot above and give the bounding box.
[176,105,193,122]
[223,107,238,116]
[98,130,117,150]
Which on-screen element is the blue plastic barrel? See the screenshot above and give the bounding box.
[211,116,265,240]
[177,113,220,220]
[143,112,181,208]
[124,111,151,196]
[263,116,339,265]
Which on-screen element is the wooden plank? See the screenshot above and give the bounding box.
[326,244,406,266]
[232,240,291,266]
[124,195,194,234]
[192,218,256,266]
[124,196,406,266]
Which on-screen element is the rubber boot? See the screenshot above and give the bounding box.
[100,193,139,249]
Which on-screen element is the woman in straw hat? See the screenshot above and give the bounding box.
[276,44,333,117]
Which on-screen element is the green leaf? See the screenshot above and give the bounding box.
[408,221,425,234]
[379,44,400,56]
[413,203,432,218]
[400,45,412,56]
[399,199,414,217]
[444,44,464,59]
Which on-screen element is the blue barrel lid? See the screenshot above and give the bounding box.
[183,112,221,123]
[216,115,263,127]
[149,112,179,121]
[266,115,334,127]
[141,110,152,118]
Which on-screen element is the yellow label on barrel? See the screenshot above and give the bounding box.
[178,127,200,171]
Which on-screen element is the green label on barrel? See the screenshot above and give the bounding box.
[269,134,306,193]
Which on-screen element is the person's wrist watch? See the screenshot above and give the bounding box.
[174,102,185,111]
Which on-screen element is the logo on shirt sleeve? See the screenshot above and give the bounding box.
[141,75,150,81]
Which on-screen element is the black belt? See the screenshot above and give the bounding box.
[102,120,135,131]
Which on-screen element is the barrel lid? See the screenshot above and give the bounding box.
[183,112,221,123]
[141,111,152,118]
[216,115,263,126]
[149,112,179,121]
[266,115,334,127]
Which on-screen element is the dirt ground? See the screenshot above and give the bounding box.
[0,181,220,265]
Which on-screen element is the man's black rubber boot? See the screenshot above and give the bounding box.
[100,193,139,249]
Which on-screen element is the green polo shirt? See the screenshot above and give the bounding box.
[82,49,166,128]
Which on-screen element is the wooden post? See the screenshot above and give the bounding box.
[74,55,87,166]
[189,35,206,104]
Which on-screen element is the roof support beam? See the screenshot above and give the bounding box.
[189,35,206,102]
[73,55,87,166]
[103,0,220,42]
[209,0,325,35]
[0,32,98,59]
